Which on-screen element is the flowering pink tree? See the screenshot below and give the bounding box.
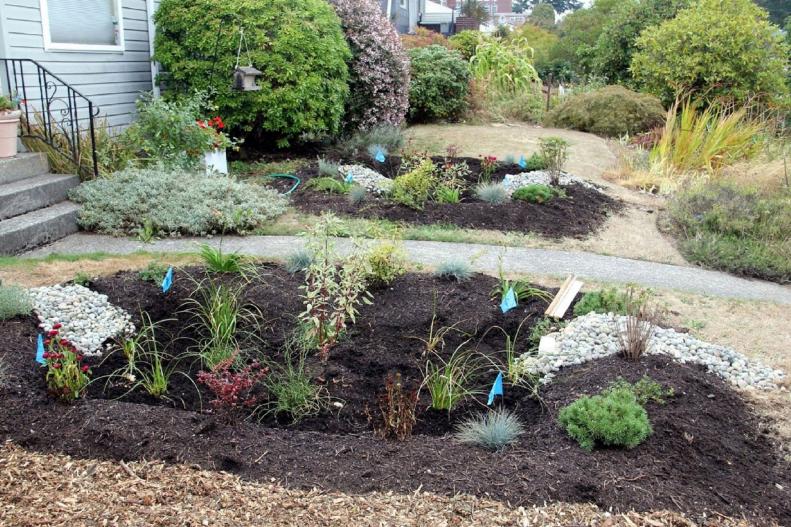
[329,0,410,131]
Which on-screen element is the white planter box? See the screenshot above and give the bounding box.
[204,148,228,175]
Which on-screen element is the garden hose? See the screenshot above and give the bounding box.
[269,173,301,195]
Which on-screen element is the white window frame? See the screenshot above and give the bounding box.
[40,0,125,53]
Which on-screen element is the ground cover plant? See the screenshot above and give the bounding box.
[1,260,790,523]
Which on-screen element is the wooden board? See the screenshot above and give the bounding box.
[545,275,584,319]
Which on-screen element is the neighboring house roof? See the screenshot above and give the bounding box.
[421,0,454,25]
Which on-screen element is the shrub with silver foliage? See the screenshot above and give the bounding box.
[0,284,32,320]
[70,167,288,236]
[455,408,525,451]
[475,182,509,205]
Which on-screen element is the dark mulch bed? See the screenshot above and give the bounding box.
[284,156,622,239]
[0,266,788,524]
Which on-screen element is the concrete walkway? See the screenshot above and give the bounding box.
[23,233,791,305]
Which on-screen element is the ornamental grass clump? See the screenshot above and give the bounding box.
[0,284,32,320]
[455,409,525,451]
[70,166,288,236]
[422,344,479,411]
[435,259,473,282]
[558,387,652,452]
[285,249,314,274]
[617,286,661,361]
[318,158,341,178]
[41,325,91,402]
[198,243,253,276]
[263,342,327,423]
[475,182,509,205]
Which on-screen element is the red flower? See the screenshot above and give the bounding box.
[196,119,207,129]
[52,363,61,369]
[81,365,90,373]
[44,339,51,346]
[42,352,51,359]
[53,323,62,330]
[210,116,225,130]
[47,330,58,337]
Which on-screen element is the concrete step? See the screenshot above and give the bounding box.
[0,153,50,185]
[0,174,81,220]
[0,201,79,256]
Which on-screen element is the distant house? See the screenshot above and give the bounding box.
[0,0,161,129]
[381,0,455,35]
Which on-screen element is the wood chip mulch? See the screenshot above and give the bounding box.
[0,442,770,527]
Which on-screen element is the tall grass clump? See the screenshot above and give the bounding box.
[0,284,32,320]
[455,409,525,451]
[650,101,765,176]
[198,243,252,276]
[318,158,341,177]
[422,344,479,411]
[262,341,326,423]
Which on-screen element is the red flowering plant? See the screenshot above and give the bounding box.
[41,324,91,402]
[195,115,236,151]
[196,354,268,417]
[480,155,498,182]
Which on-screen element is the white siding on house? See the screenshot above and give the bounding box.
[3,0,155,128]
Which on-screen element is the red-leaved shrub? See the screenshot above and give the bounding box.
[328,0,410,131]
[197,356,268,412]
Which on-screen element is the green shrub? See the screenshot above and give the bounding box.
[391,159,437,210]
[0,284,32,320]
[448,30,487,60]
[70,166,287,236]
[544,85,665,137]
[139,261,169,283]
[573,288,628,316]
[522,152,548,171]
[455,409,525,451]
[263,343,326,423]
[631,0,790,106]
[306,177,351,194]
[154,0,351,146]
[512,184,556,203]
[527,317,566,350]
[668,180,791,283]
[607,376,674,406]
[366,242,407,286]
[475,182,509,205]
[408,46,470,122]
[470,38,539,95]
[539,137,570,184]
[435,259,473,282]
[558,387,652,452]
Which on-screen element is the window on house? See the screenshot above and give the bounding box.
[400,0,406,8]
[41,0,124,51]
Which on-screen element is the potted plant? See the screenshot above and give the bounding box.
[197,116,235,175]
[0,95,21,158]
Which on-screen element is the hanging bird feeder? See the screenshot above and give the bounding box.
[232,28,261,91]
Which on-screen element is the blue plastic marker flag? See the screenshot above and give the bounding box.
[162,266,174,293]
[345,171,354,184]
[36,333,46,364]
[500,286,517,313]
[488,371,504,406]
[374,148,386,163]
[518,154,527,169]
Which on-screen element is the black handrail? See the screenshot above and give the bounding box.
[1,58,99,178]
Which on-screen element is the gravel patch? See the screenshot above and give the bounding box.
[501,171,602,195]
[519,313,786,390]
[339,164,393,195]
[29,284,134,357]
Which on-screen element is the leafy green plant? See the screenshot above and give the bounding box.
[73,272,91,287]
[422,344,479,411]
[470,38,539,95]
[475,182,509,205]
[139,261,169,283]
[558,386,652,452]
[544,86,666,137]
[198,243,252,276]
[70,166,287,236]
[370,372,419,441]
[318,158,341,178]
[285,248,314,274]
[521,152,549,171]
[512,184,559,203]
[435,186,461,204]
[539,137,570,185]
[42,329,91,402]
[573,288,628,316]
[0,284,32,320]
[527,317,566,351]
[435,259,473,282]
[455,409,525,451]
[306,177,352,194]
[407,45,470,122]
[391,159,437,210]
[607,376,674,406]
[154,0,351,146]
[263,341,327,423]
[631,0,790,106]
[448,30,488,60]
[136,218,156,243]
[366,242,407,286]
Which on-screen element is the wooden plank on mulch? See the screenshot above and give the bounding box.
[545,275,584,319]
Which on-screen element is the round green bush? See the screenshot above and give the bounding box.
[448,30,487,60]
[407,46,470,123]
[631,0,790,106]
[154,0,351,146]
[544,85,665,137]
[512,184,555,203]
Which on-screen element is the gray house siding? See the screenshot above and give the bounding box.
[1,0,155,129]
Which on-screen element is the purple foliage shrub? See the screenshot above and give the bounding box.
[329,0,410,131]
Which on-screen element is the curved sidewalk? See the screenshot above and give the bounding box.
[23,233,791,304]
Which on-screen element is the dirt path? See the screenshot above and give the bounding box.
[405,123,685,264]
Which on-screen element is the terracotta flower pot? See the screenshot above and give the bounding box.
[0,110,22,158]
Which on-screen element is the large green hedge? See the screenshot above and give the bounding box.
[154,0,351,146]
[407,45,470,122]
